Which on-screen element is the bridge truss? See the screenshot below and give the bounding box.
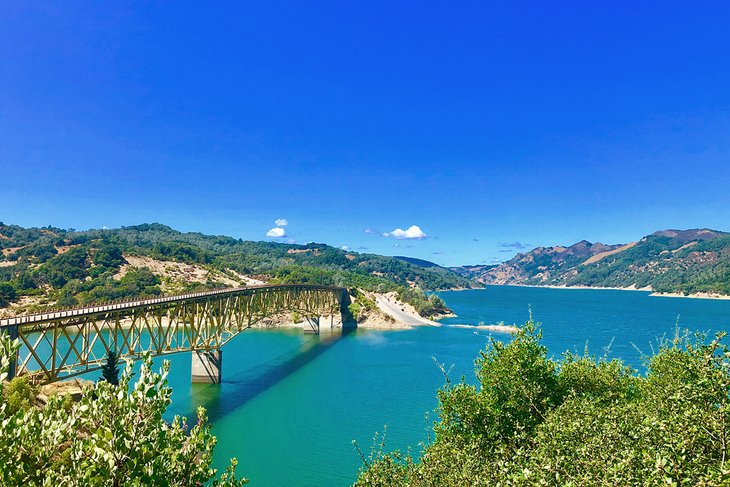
[0,284,346,383]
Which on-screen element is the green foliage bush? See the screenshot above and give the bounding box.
[348,301,363,320]
[92,244,126,269]
[356,321,730,486]
[0,333,246,486]
[0,282,16,307]
[12,243,58,263]
[2,376,38,415]
[396,288,449,317]
[34,246,90,288]
[60,267,162,305]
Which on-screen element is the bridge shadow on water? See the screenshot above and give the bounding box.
[183,327,356,422]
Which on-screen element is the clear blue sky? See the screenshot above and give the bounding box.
[2,2,729,266]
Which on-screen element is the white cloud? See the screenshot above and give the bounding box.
[266,227,286,238]
[383,225,427,240]
[341,245,350,251]
[275,218,288,227]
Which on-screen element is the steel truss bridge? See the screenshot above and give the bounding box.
[0,284,348,384]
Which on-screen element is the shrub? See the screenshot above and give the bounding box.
[0,333,247,486]
[356,321,730,486]
[2,376,38,414]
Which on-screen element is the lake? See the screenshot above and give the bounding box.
[161,286,730,486]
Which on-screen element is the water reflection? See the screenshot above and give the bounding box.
[187,328,354,420]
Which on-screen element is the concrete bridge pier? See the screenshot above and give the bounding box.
[191,349,223,384]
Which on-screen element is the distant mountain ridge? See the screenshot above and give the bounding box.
[392,256,442,268]
[452,228,730,296]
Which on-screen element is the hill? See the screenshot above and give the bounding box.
[449,263,499,278]
[392,256,442,268]
[453,228,730,296]
[0,222,475,318]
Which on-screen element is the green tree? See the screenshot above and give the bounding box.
[99,350,121,385]
[92,244,126,269]
[0,282,16,306]
[57,286,79,307]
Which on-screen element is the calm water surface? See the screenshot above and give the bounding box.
[159,286,730,486]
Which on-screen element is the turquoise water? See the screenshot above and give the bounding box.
[160,286,730,486]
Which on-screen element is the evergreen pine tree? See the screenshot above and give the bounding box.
[99,350,120,385]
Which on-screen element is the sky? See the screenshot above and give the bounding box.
[2,1,730,266]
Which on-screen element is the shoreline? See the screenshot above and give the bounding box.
[445,283,730,301]
[508,283,653,292]
[649,292,730,301]
[446,323,517,333]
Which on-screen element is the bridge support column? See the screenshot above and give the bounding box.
[191,349,222,384]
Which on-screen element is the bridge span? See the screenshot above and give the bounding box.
[0,284,350,384]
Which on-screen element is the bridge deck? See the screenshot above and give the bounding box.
[0,284,344,328]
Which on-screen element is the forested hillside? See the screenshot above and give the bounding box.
[454,229,730,296]
[0,223,474,317]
